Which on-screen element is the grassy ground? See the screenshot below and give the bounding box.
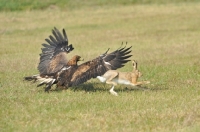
[0,2,200,132]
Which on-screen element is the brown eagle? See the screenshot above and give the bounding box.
[24,27,132,92]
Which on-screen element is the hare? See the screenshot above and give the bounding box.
[97,60,150,96]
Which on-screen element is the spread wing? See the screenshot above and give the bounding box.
[37,27,74,75]
[70,46,132,86]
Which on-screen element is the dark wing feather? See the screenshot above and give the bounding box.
[70,46,132,86]
[37,27,74,75]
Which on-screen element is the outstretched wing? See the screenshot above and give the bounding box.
[38,27,74,75]
[70,46,132,86]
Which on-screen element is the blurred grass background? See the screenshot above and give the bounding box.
[0,0,200,11]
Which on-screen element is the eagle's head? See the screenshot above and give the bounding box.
[67,55,84,66]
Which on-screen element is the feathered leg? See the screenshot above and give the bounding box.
[44,79,56,92]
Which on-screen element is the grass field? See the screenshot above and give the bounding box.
[0,1,200,132]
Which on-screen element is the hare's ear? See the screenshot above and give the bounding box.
[132,60,137,70]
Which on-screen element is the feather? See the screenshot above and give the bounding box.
[62,29,68,40]
[49,35,58,44]
[54,27,64,41]
[52,28,61,42]
[42,44,52,48]
[45,38,55,46]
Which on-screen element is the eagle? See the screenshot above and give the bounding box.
[24,27,132,92]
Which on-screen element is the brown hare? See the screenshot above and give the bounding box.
[97,60,150,96]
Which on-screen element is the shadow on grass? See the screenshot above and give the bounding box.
[71,83,108,92]
[32,81,168,94]
[67,82,169,94]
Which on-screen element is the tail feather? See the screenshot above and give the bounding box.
[37,78,54,87]
[24,74,56,91]
[24,74,39,81]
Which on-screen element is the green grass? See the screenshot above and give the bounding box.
[0,0,200,11]
[0,1,200,132]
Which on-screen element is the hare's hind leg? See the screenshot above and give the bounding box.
[104,71,119,96]
[134,81,150,86]
[130,81,150,90]
[109,85,118,96]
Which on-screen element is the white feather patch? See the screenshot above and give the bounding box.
[62,66,71,71]
[97,76,107,82]
[104,61,111,65]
